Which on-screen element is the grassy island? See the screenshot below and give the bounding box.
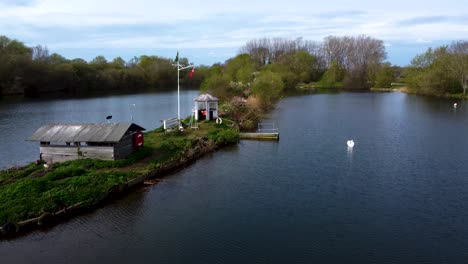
[0,120,239,236]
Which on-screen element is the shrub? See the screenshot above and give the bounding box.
[208,128,239,145]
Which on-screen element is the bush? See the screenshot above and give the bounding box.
[240,120,256,131]
[208,128,239,145]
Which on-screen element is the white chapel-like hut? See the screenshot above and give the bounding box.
[27,122,145,163]
[193,94,219,121]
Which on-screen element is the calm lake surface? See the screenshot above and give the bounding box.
[0,90,199,169]
[1,92,468,263]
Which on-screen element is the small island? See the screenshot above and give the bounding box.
[0,118,239,237]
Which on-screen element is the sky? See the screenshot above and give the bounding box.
[1,0,467,66]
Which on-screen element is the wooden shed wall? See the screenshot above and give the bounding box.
[38,133,137,163]
[40,145,115,163]
[114,134,135,159]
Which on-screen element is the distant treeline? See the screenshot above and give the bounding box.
[239,36,393,90]
[199,36,402,130]
[1,35,467,100]
[202,36,406,102]
[200,36,468,130]
[0,35,206,97]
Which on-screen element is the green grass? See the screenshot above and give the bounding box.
[0,120,238,226]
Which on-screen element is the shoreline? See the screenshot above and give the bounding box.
[0,124,237,239]
[371,86,468,100]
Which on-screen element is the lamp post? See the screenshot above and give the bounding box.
[130,104,136,122]
[174,51,194,129]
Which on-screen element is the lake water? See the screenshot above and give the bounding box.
[0,90,199,169]
[1,92,468,263]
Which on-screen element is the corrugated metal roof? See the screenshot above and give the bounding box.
[194,94,219,102]
[27,123,145,143]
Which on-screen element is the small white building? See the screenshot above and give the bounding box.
[193,94,219,121]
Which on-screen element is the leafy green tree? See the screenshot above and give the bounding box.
[0,36,32,95]
[201,74,230,100]
[252,70,284,109]
[405,46,463,95]
[446,41,468,95]
[277,50,316,83]
[319,60,344,88]
[110,57,126,69]
[375,63,395,88]
[90,56,108,70]
[224,54,255,84]
[49,53,68,64]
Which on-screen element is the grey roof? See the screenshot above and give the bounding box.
[28,123,145,143]
[194,94,219,102]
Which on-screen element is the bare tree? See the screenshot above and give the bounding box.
[32,45,49,62]
[322,35,386,88]
[304,40,326,70]
[240,38,271,66]
[322,36,348,68]
[240,37,316,66]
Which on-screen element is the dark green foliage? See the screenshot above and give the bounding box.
[0,35,205,97]
[252,70,284,110]
[375,63,395,88]
[208,128,239,145]
[0,169,138,224]
[0,147,152,225]
[0,163,42,185]
[276,50,317,88]
[319,60,344,88]
[0,149,150,224]
[46,166,87,181]
[405,43,468,97]
[201,74,231,99]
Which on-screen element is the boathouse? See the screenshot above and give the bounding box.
[27,123,145,163]
[193,94,219,121]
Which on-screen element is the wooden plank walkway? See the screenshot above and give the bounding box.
[239,132,279,140]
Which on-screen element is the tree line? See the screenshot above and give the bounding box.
[0,35,205,97]
[238,36,391,90]
[2,34,466,101]
[404,40,468,96]
[200,36,395,130]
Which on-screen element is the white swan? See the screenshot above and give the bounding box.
[347,140,355,148]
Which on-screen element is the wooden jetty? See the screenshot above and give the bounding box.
[239,132,279,140]
[239,122,279,140]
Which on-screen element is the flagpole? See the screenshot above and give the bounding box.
[173,51,195,130]
[177,54,180,127]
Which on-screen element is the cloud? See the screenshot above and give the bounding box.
[0,0,36,6]
[0,0,467,66]
[397,16,456,26]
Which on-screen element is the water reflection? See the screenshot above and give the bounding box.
[347,146,354,157]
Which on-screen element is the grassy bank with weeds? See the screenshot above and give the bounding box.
[0,120,239,233]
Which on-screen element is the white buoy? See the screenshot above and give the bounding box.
[454,103,458,108]
[347,140,355,148]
